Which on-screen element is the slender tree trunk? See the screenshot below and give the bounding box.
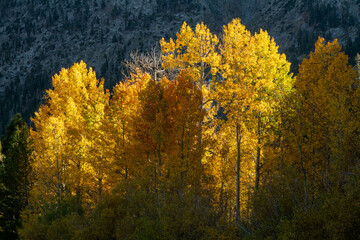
[180,125,185,193]
[158,140,162,177]
[122,123,128,180]
[325,128,330,167]
[196,63,206,191]
[153,151,157,195]
[186,127,190,176]
[98,177,102,202]
[43,175,47,213]
[235,122,241,222]
[255,113,261,192]
[62,157,66,195]
[337,94,344,175]
[299,143,308,206]
[219,180,224,214]
[280,113,284,185]
[324,127,331,189]
[76,161,82,211]
[198,61,205,149]
[54,131,61,206]
[297,100,308,207]
[56,153,61,206]
[181,126,185,162]
[219,155,228,215]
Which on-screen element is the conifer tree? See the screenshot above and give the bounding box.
[0,114,31,240]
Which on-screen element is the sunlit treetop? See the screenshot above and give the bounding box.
[160,21,221,85]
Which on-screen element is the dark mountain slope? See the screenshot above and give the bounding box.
[0,0,359,134]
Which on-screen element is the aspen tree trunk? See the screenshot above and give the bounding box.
[197,86,204,194]
[56,153,60,205]
[97,154,103,202]
[198,62,205,149]
[153,151,157,193]
[98,177,102,202]
[186,127,190,176]
[193,63,207,206]
[198,62,206,172]
[280,112,284,185]
[76,161,82,210]
[157,133,163,202]
[255,112,261,192]
[219,157,227,214]
[180,126,185,192]
[296,100,308,207]
[219,181,224,213]
[158,140,162,177]
[43,174,47,214]
[235,122,241,222]
[324,127,331,189]
[62,156,67,195]
[54,130,61,206]
[326,128,330,167]
[181,126,185,162]
[156,138,163,216]
[337,94,345,175]
[123,123,128,180]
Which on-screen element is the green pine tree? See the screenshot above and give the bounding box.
[0,113,32,240]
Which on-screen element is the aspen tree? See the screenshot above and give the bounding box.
[217,18,256,222]
[31,61,109,209]
[160,22,220,192]
[251,29,292,192]
[296,37,355,195]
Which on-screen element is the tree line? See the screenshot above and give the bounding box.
[1,18,360,239]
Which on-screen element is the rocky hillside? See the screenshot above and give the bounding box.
[1,0,360,134]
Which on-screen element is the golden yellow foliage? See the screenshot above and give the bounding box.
[296,38,356,189]
[30,61,110,209]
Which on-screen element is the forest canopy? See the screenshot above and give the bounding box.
[1,19,360,240]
